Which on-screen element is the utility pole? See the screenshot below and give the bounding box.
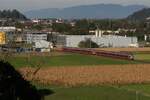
[90,38,91,48]
[131,32,134,44]
[95,24,101,46]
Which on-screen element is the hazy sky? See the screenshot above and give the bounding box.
[0,0,150,11]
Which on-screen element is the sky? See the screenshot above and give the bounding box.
[0,0,150,11]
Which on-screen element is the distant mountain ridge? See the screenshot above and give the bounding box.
[127,8,150,21]
[0,9,27,20]
[24,4,147,19]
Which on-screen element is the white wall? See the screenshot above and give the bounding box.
[64,35,137,47]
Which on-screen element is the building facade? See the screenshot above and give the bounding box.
[56,35,138,48]
[24,32,48,44]
[0,32,6,45]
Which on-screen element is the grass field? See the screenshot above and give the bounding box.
[134,53,150,62]
[34,84,150,100]
[18,51,150,100]
[121,84,150,95]
[3,50,150,100]
[5,52,138,68]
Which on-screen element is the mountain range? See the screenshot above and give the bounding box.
[127,8,150,21]
[24,4,147,19]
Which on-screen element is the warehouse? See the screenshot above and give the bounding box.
[56,35,138,48]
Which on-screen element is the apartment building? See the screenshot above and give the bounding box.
[24,32,47,44]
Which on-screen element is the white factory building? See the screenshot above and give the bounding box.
[60,29,138,47]
[57,35,138,48]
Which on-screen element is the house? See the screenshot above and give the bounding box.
[89,29,119,37]
[117,28,136,33]
[0,27,16,32]
[23,32,48,44]
[34,40,53,52]
[31,19,41,24]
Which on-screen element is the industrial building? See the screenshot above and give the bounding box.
[0,32,6,45]
[0,26,17,43]
[55,35,138,48]
[23,32,48,44]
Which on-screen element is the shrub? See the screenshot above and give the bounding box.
[78,38,99,48]
[0,61,41,100]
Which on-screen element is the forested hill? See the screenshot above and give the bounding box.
[127,8,150,21]
[0,9,27,20]
[25,4,146,19]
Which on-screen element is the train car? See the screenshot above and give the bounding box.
[61,47,134,60]
[94,50,134,60]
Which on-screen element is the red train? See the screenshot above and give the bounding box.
[60,47,134,60]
